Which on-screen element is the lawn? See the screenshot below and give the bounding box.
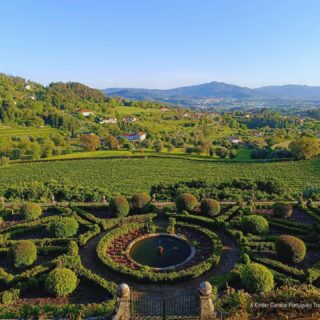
[1,157,319,196]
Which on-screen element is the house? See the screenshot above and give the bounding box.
[78,109,94,117]
[123,117,137,123]
[228,136,242,144]
[251,130,264,137]
[99,118,117,124]
[160,107,168,112]
[118,132,146,141]
[25,85,31,90]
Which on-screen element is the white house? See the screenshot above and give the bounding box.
[78,109,94,117]
[123,117,137,123]
[119,132,146,141]
[25,84,31,90]
[228,136,242,144]
[99,118,117,124]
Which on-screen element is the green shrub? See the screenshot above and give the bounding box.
[239,253,251,265]
[273,202,293,219]
[275,235,306,263]
[241,263,274,293]
[10,240,37,268]
[109,196,130,217]
[48,217,79,237]
[175,193,198,213]
[45,267,77,297]
[241,215,269,235]
[20,203,42,220]
[0,289,20,304]
[200,199,220,216]
[130,192,151,213]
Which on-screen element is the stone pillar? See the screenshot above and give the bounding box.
[199,281,215,320]
[112,283,131,320]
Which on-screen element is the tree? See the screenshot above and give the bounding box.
[289,137,319,160]
[216,147,228,159]
[241,263,274,293]
[79,134,100,151]
[21,203,42,220]
[45,268,77,297]
[153,140,163,153]
[175,193,198,213]
[105,135,119,150]
[229,149,237,159]
[109,196,130,217]
[10,240,37,268]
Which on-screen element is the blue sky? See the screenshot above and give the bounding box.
[1,0,320,89]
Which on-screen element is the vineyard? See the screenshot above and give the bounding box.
[0,157,319,196]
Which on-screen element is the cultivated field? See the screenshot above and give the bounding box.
[0,157,319,196]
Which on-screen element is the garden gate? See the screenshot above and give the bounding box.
[130,292,200,320]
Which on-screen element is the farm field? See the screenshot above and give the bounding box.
[0,126,61,138]
[1,157,319,196]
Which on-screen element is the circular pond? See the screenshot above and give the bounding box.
[128,234,195,270]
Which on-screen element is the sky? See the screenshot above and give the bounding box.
[1,0,320,89]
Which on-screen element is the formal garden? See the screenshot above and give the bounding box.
[0,191,320,318]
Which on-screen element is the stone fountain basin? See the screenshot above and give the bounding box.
[126,233,196,271]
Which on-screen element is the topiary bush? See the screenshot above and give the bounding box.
[109,196,130,217]
[10,240,37,268]
[241,263,274,293]
[200,199,220,216]
[241,215,269,235]
[175,193,198,213]
[20,203,42,220]
[47,217,79,238]
[130,192,151,213]
[45,268,77,297]
[273,202,293,219]
[275,235,306,263]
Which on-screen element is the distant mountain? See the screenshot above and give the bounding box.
[103,81,259,100]
[103,82,320,102]
[256,85,320,99]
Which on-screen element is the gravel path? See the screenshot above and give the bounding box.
[79,229,240,297]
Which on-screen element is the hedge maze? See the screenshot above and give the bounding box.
[0,195,319,318]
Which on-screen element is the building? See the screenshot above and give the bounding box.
[99,118,117,124]
[25,84,31,90]
[123,117,137,123]
[78,109,94,117]
[228,136,242,144]
[160,107,168,112]
[119,132,146,141]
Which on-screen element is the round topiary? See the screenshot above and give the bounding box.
[272,202,293,219]
[241,263,274,293]
[241,215,269,235]
[21,203,42,220]
[10,240,37,268]
[175,193,198,213]
[109,196,130,217]
[130,192,151,213]
[275,235,306,263]
[47,217,79,238]
[45,268,77,297]
[200,199,220,216]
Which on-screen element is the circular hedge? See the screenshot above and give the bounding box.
[48,217,79,238]
[10,240,37,268]
[109,196,130,217]
[275,235,306,263]
[241,263,274,293]
[272,202,293,219]
[175,193,198,213]
[97,222,222,282]
[45,268,77,297]
[21,203,42,220]
[200,199,220,216]
[241,215,269,235]
[131,193,151,213]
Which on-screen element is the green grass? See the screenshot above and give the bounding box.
[0,157,319,196]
